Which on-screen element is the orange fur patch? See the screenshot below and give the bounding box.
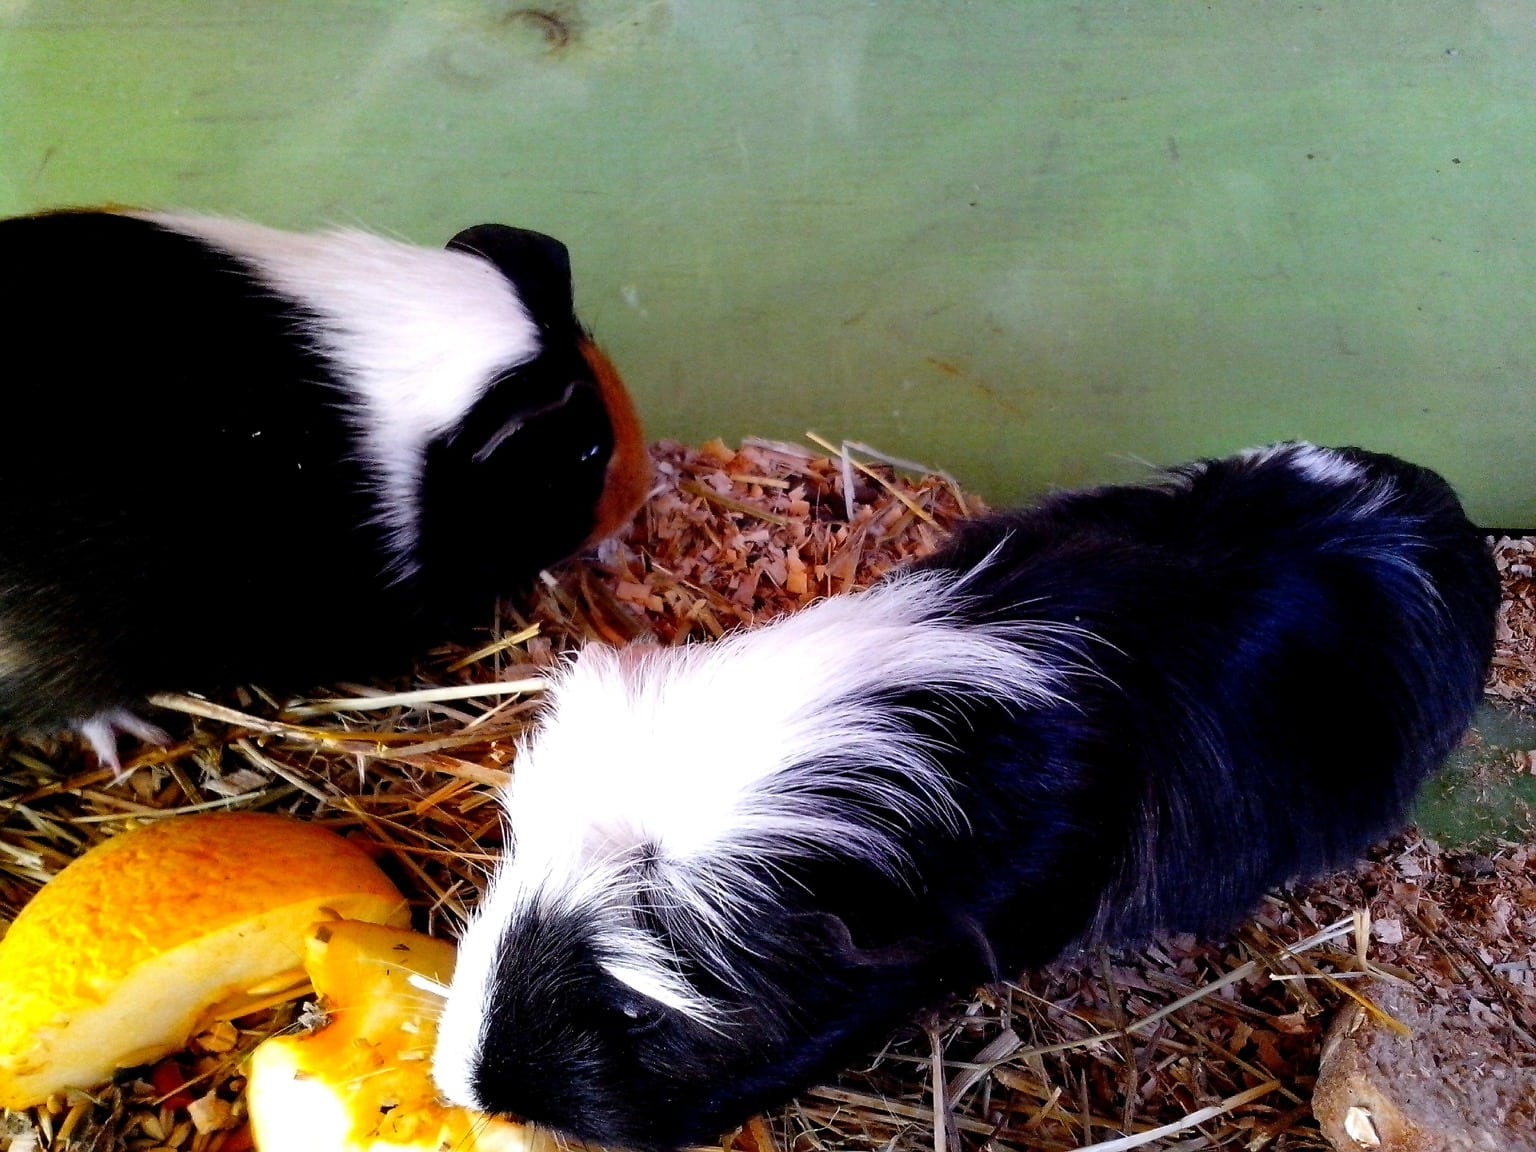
[582,340,652,544]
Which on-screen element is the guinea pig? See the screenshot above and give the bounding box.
[430,442,1498,1152]
[0,209,650,765]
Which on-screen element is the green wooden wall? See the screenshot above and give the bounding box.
[4,1,1532,524]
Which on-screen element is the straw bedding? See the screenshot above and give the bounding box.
[1,439,1532,1152]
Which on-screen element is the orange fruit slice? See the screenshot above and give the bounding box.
[247,920,545,1152]
[0,812,408,1109]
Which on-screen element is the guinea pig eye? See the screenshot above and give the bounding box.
[615,997,667,1032]
[469,382,579,463]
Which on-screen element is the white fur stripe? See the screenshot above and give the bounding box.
[139,213,541,577]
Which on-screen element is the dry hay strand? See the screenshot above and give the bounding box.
[1,438,1533,1152]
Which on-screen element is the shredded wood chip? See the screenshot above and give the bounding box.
[0,439,1530,1152]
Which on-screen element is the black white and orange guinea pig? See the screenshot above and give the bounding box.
[430,442,1498,1152]
[0,209,649,766]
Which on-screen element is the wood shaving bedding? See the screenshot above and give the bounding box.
[0,439,1531,1152]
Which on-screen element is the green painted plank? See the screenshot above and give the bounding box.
[3,1,1532,522]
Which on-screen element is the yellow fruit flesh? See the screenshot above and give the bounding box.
[247,921,543,1152]
[0,813,409,1109]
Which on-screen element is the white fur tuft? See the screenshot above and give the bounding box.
[432,989,486,1111]
[1238,441,1362,487]
[1234,443,1434,593]
[434,563,1090,1104]
[139,213,541,578]
[1241,441,1403,521]
[73,709,171,779]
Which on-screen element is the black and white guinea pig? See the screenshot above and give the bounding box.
[0,209,650,765]
[430,442,1498,1152]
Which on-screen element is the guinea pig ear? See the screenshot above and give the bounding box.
[804,911,1002,982]
[446,224,576,336]
[802,910,933,970]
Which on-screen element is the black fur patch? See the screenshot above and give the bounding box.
[0,211,400,727]
[415,346,612,622]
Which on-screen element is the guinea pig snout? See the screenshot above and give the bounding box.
[428,984,490,1115]
[432,901,660,1144]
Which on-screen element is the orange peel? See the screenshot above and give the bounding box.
[0,812,408,1109]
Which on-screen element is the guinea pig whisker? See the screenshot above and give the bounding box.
[351,953,451,987]
[455,1111,497,1152]
[407,971,451,998]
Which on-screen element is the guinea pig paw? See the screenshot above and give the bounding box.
[75,709,172,780]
